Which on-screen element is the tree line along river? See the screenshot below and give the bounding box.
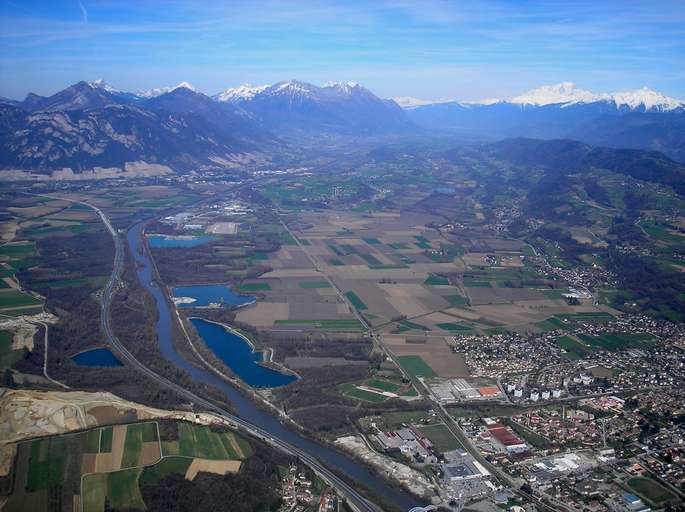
[126,222,421,511]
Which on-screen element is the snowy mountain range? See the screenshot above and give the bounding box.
[402,82,685,161]
[398,82,685,112]
[212,80,411,134]
[0,78,683,175]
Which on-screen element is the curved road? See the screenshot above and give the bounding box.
[46,196,385,512]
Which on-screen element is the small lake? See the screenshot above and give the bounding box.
[72,347,123,367]
[190,318,297,388]
[171,284,255,308]
[147,234,215,248]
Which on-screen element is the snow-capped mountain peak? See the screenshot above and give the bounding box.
[272,80,317,95]
[323,81,359,92]
[137,82,196,98]
[214,83,269,103]
[609,87,684,112]
[87,79,120,93]
[509,82,603,107]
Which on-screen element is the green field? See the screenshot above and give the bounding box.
[363,237,381,245]
[107,468,145,510]
[424,274,450,286]
[366,378,401,393]
[344,291,368,310]
[555,335,590,359]
[237,282,271,291]
[0,306,43,317]
[121,423,157,468]
[396,319,429,332]
[388,242,410,250]
[641,221,685,244]
[414,235,431,249]
[163,423,241,460]
[463,279,492,288]
[417,424,462,453]
[578,332,655,352]
[542,289,566,300]
[298,281,331,289]
[82,473,107,512]
[100,426,113,452]
[535,317,571,332]
[556,311,614,323]
[437,322,472,332]
[626,477,677,506]
[86,429,101,453]
[83,468,146,512]
[0,290,42,308]
[0,243,36,258]
[397,355,437,378]
[0,330,26,369]
[379,410,438,429]
[273,318,364,331]
[139,456,192,487]
[445,294,468,306]
[359,253,382,266]
[339,383,389,403]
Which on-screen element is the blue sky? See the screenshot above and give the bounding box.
[1,0,684,100]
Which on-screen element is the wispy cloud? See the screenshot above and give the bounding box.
[77,0,88,23]
[0,0,683,100]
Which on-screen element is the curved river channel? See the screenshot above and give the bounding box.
[127,223,421,511]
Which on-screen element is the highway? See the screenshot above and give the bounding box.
[43,196,387,512]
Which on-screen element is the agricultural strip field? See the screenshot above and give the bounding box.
[238,282,271,291]
[5,420,249,512]
[298,281,331,289]
[162,423,243,460]
[396,355,438,378]
[273,319,364,331]
[344,291,368,310]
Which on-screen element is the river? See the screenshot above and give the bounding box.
[126,222,422,511]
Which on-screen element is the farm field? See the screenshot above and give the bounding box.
[384,335,469,378]
[4,420,250,512]
[396,355,438,379]
[578,332,655,352]
[416,424,463,453]
[625,476,678,507]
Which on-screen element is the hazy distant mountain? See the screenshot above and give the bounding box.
[217,80,413,134]
[406,83,685,160]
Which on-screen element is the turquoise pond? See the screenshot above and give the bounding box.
[147,234,215,248]
[171,284,256,308]
[190,318,296,387]
[72,348,122,367]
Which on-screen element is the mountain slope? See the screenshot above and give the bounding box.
[141,86,272,143]
[485,138,685,196]
[0,103,265,174]
[17,81,127,112]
